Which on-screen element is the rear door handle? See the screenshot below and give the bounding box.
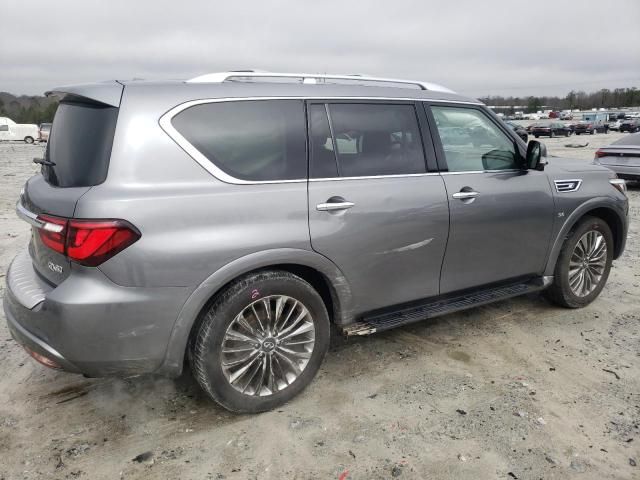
[452,191,479,200]
[316,201,355,212]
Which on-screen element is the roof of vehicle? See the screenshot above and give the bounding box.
[46,72,481,108]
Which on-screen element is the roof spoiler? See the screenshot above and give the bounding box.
[45,81,124,107]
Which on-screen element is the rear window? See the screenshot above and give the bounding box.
[171,100,307,182]
[43,101,118,187]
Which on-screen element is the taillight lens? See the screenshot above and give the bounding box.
[595,149,607,158]
[36,214,67,254]
[34,215,140,266]
[67,220,140,267]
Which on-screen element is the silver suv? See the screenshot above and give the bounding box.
[4,71,629,413]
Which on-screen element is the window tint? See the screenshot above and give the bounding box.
[325,104,426,177]
[0,125,8,132]
[431,106,520,172]
[43,101,119,187]
[172,100,306,181]
[309,104,338,178]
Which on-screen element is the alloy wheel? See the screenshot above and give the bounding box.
[220,295,316,396]
[568,230,607,297]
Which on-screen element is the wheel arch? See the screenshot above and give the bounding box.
[156,248,353,377]
[544,199,628,276]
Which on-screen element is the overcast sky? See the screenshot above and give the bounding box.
[1,0,638,98]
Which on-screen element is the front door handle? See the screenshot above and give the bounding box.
[452,191,479,200]
[316,201,355,212]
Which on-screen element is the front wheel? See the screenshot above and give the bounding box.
[192,270,330,413]
[24,136,34,144]
[545,216,613,308]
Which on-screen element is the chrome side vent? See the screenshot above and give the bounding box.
[554,179,582,193]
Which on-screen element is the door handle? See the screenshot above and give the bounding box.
[316,201,355,212]
[452,191,479,200]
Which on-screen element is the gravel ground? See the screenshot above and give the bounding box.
[0,134,639,480]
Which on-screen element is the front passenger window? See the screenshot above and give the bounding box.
[431,106,520,172]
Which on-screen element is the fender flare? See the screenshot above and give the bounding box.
[543,197,627,276]
[157,248,353,377]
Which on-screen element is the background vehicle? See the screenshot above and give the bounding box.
[38,123,52,142]
[575,113,609,135]
[574,120,609,135]
[4,71,629,413]
[531,122,572,138]
[594,133,640,181]
[0,117,38,143]
[560,111,573,120]
[619,119,640,133]
[505,121,528,142]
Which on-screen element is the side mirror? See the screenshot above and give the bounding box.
[526,140,548,171]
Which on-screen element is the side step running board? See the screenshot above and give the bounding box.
[342,278,551,336]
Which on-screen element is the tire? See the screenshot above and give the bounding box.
[591,129,597,135]
[550,131,554,138]
[565,131,570,137]
[192,270,330,413]
[24,136,34,144]
[545,216,613,308]
[534,135,539,139]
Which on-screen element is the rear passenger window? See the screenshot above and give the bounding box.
[172,100,306,181]
[311,103,426,178]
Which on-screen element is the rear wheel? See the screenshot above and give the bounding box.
[545,216,613,308]
[192,270,330,413]
[591,129,597,135]
[550,131,555,138]
[24,136,34,144]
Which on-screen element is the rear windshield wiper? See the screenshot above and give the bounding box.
[33,157,56,166]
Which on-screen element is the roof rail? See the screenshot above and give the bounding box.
[186,71,455,93]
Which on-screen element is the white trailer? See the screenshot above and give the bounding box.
[0,117,39,143]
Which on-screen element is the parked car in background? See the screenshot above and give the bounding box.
[505,121,528,142]
[609,119,623,131]
[531,122,572,138]
[594,133,640,181]
[4,71,629,413]
[38,123,52,142]
[560,112,573,120]
[619,119,640,133]
[575,113,609,135]
[574,121,609,135]
[0,117,39,144]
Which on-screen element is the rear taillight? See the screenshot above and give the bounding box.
[36,214,67,254]
[35,215,140,266]
[67,220,140,266]
[595,149,607,158]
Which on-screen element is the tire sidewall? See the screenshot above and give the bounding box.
[556,217,613,307]
[194,272,330,413]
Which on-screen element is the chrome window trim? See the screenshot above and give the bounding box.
[159,96,483,185]
[310,172,441,182]
[440,169,522,175]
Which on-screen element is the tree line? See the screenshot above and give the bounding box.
[0,94,59,125]
[481,87,639,113]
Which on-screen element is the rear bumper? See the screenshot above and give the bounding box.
[601,164,640,180]
[4,296,81,373]
[3,250,192,377]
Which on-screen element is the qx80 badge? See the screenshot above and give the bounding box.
[47,261,63,274]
